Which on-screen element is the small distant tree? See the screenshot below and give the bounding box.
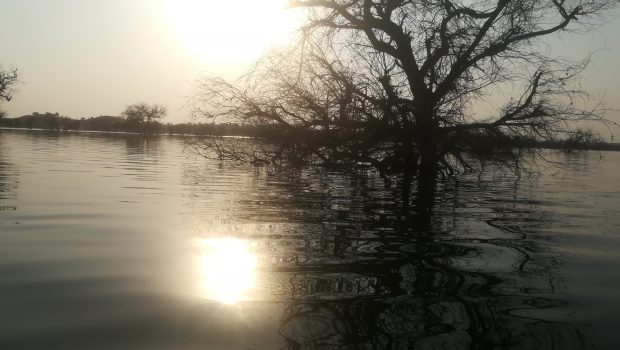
[121,103,166,135]
[0,66,18,118]
[564,128,604,149]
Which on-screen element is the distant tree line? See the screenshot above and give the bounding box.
[0,112,134,132]
[0,111,277,137]
[1,111,617,151]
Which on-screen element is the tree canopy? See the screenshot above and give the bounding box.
[191,0,616,179]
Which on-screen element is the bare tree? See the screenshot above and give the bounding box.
[121,103,167,135]
[191,0,615,180]
[0,66,18,118]
[563,128,604,149]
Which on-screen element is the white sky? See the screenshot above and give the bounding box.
[0,0,619,134]
[0,0,298,123]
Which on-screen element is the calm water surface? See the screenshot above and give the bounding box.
[1,129,619,349]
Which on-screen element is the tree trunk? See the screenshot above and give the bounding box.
[415,113,438,224]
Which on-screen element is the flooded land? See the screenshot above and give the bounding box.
[1,129,619,349]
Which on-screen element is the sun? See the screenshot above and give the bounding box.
[160,0,299,71]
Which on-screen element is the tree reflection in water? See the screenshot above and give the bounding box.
[182,163,588,350]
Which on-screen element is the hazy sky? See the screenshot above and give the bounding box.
[0,0,298,123]
[1,0,619,130]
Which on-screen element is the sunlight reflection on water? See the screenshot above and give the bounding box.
[199,238,257,304]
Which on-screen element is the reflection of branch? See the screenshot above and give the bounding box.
[181,147,583,347]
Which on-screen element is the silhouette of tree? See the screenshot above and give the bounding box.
[121,103,166,135]
[0,66,18,118]
[191,0,615,181]
[563,128,604,149]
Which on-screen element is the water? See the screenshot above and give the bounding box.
[1,129,619,349]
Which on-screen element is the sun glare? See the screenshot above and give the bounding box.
[200,238,257,304]
[160,0,298,71]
